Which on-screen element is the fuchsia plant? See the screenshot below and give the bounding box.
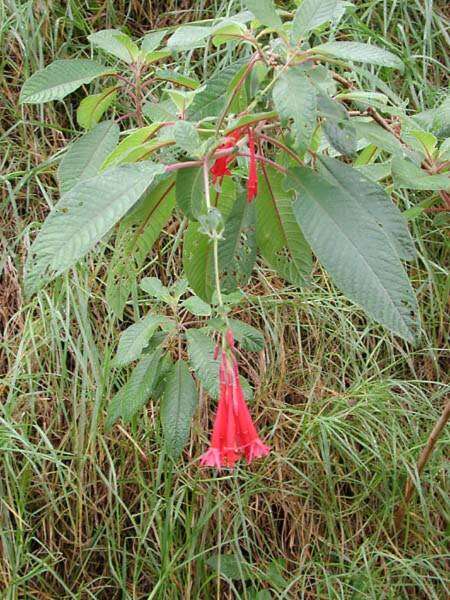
[20,0,450,467]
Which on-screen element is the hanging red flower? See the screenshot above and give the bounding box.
[199,330,269,469]
[210,127,259,203]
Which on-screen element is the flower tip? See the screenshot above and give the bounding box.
[245,439,270,464]
[199,447,222,468]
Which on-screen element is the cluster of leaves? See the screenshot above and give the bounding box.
[20,0,449,454]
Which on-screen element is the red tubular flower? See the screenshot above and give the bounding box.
[246,128,258,202]
[210,128,243,183]
[199,330,269,469]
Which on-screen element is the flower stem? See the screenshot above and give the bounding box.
[202,160,224,310]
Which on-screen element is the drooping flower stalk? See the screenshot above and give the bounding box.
[200,330,269,469]
[246,127,258,202]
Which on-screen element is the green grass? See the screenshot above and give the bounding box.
[1,1,449,598]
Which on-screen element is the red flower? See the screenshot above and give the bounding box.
[199,330,269,469]
[210,128,243,183]
[210,127,259,202]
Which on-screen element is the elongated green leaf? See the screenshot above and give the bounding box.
[323,119,357,155]
[114,313,165,367]
[167,25,212,50]
[88,29,139,63]
[101,124,161,169]
[187,58,248,121]
[25,161,165,296]
[353,120,411,158]
[154,69,199,90]
[58,121,119,193]
[355,162,391,182]
[245,0,282,29]
[77,86,117,129]
[292,0,337,40]
[317,96,357,155]
[256,166,311,286]
[313,42,403,69]
[106,177,175,317]
[172,121,202,157]
[140,277,172,302]
[392,157,450,191]
[186,330,220,397]
[106,348,163,428]
[272,67,316,151]
[161,360,198,459]
[20,59,113,104]
[319,156,416,260]
[183,223,214,302]
[208,318,264,352]
[141,30,166,52]
[432,95,450,137]
[219,193,257,293]
[176,167,203,218]
[182,296,212,316]
[288,167,419,341]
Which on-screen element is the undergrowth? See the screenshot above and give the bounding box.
[1,1,449,598]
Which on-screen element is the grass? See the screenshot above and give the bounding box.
[1,0,449,598]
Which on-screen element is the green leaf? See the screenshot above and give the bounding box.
[187,58,248,121]
[161,360,198,459]
[212,22,247,46]
[20,59,113,104]
[172,121,202,157]
[140,277,172,302]
[245,0,282,29]
[166,25,213,50]
[272,67,316,151]
[432,95,450,137]
[256,166,312,286]
[353,120,411,158]
[319,156,416,260]
[154,69,199,90]
[355,161,391,182]
[219,193,257,293]
[101,124,162,169]
[141,30,166,53]
[182,296,212,316]
[313,42,404,69]
[25,161,165,296]
[391,157,450,191]
[176,167,204,218]
[292,0,337,41]
[288,167,419,342]
[106,348,163,428]
[222,318,264,352]
[317,96,357,155]
[58,120,120,194]
[323,118,357,155]
[142,49,172,64]
[226,111,278,133]
[106,178,175,317]
[183,223,214,302]
[114,313,166,367]
[88,29,139,63]
[76,86,117,129]
[186,330,220,397]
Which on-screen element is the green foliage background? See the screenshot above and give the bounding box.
[1,1,449,598]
